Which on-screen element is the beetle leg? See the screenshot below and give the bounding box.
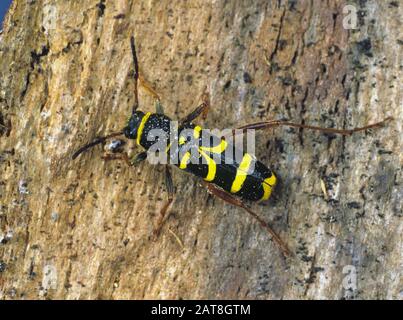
[137,78,164,114]
[153,165,174,238]
[130,36,139,114]
[130,151,148,165]
[231,117,393,136]
[154,99,164,114]
[202,181,291,257]
[180,91,210,125]
[101,152,131,166]
[101,151,148,166]
[130,37,163,113]
[139,74,161,102]
[131,37,161,112]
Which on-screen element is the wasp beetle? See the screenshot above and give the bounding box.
[72,36,391,256]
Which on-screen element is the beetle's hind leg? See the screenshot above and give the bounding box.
[153,165,175,239]
[202,182,291,257]
[130,36,140,113]
[232,117,393,136]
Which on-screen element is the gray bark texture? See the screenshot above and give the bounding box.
[0,0,401,299]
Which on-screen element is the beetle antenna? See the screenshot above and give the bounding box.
[72,131,124,160]
[130,36,139,114]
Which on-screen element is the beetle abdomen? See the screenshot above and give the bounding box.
[176,124,276,202]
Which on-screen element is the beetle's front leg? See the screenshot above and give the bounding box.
[139,74,161,102]
[101,152,131,166]
[138,73,164,114]
[130,151,148,165]
[101,151,148,166]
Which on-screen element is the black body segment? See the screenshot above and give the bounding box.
[131,112,277,202]
[138,113,172,149]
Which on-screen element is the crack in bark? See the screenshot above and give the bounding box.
[20,44,49,99]
[269,8,286,74]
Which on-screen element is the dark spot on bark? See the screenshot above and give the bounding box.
[269,62,280,73]
[291,49,299,65]
[278,39,287,51]
[334,99,340,113]
[28,260,36,279]
[243,72,252,83]
[0,261,6,273]
[389,1,399,8]
[21,44,50,98]
[0,112,11,137]
[305,266,325,284]
[328,45,340,56]
[320,63,327,74]
[347,201,361,209]
[332,12,338,29]
[223,80,231,91]
[96,0,106,17]
[30,45,49,67]
[296,241,313,262]
[356,38,373,57]
[278,75,295,86]
[372,161,395,200]
[301,255,313,262]
[31,45,49,69]
[378,149,393,155]
[288,0,297,11]
[274,138,285,153]
[357,10,367,27]
[113,13,125,19]
[185,74,193,85]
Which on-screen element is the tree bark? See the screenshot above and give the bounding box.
[0,0,401,299]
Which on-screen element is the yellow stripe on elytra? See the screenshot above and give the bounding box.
[260,174,277,201]
[136,112,152,145]
[199,149,216,181]
[230,153,253,193]
[200,139,227,154]
[179,152,191,169]
[165,142,172,153]
[179,126,202,145]
[179,147,216,181]
[193,126,202,139]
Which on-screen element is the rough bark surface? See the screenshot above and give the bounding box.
[0,0,401,299]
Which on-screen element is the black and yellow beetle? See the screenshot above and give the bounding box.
[72,36,391,256]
